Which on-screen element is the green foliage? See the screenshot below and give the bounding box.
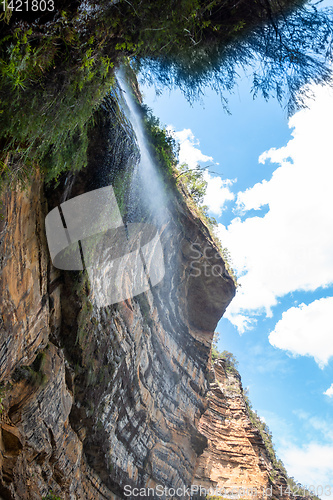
[141,104,178,180]
[12,350,48,387]
[244,391,320,499]
[176,163,208,205]
[42,491,62,500]
[137,0,333,115]
[171,157,237,282]
[0,15,115,185]
[220,350,239,372]
[113,167,134,217]
[247,401,284,472]
[211,331,222,361]
[0,154,33,193]
[139,102,237,281]
[211,333,239,373]
[0,27,56,90]
[0,0,13,23]
[0,66,115,185]
[1,0,333,188]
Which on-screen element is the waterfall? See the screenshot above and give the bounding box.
[85,70,169,307]
[45,69,169,308]
[116,68,168,226]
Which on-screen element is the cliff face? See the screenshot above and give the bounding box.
[193,359,291,499]
[0,177,100,500]
[0,86,236,499]
[0,174,50,382]
[0,77,301,500]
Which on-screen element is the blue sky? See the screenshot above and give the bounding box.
[139,65,333,492]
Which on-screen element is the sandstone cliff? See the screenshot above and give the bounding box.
[193,359,292,499]
[0,83,236,499]
[0,0,329,495]
[0,75,310,500]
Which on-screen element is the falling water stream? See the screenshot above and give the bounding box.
[46,69,170,309]
[85,70,170,307]
[116,69,169,226]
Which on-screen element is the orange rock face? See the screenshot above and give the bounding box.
[0,163,236,499]
[0,178,120,499]
[0,86,307,499]
[0,175,49,381]
[193,359,292,500]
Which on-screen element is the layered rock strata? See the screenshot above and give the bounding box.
[193,359,294,500]
[0,86,236,499]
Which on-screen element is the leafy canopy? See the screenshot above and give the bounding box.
[137,0,333,114]
[1,0,333,184]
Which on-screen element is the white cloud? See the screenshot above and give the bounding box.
[324,383,333,398]
[282,415,333,494]
[264,410,333,497]
[172,128,214,169]
[217,84,333,332]
[268,297,333,368]
[280,442,333,494]
[202,172,235,217]
[171,127,235,216]
[293,410,333,442]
